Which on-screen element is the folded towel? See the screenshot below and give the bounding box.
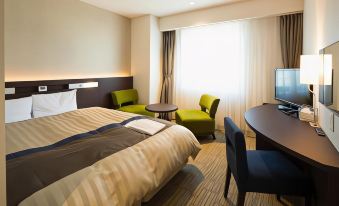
[125,119,166,135]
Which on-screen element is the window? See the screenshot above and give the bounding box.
[174,17,283,131]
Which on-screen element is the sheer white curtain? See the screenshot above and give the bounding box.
[173,17,283,132]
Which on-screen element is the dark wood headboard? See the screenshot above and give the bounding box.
[5,77,133,109]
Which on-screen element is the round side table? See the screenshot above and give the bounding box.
[145,103,178,121]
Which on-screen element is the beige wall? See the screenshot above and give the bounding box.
[304,0,339,52]
[149,16,162,104]
[5,0,131,81]
[131,15,162,104]
[0,0,6,204]
[303,0,339,149]
[131,15,151,104]
[159,0,304,31]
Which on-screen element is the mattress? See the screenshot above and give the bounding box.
[6,107,201,206]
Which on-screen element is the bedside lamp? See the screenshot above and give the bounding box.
[300,54,322,127]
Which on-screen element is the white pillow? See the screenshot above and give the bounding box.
[5,96,33,123]
[32,90,77,118]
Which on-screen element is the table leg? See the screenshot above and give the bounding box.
[159,113,170,121]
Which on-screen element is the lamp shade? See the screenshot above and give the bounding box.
[300,55,322,85]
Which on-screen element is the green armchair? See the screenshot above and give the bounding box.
[111,89,154,117]
[175,94,220,139]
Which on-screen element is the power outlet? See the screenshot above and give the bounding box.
[38,86,48,92]
[329,113,334,132]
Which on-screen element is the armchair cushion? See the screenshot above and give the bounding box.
[118,105,154,117]
[175,110,215,135]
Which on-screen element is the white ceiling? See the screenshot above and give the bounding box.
[80,0,247,18]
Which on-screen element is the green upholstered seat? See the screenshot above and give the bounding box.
[175,94,220,138]
[111,89,154,117]
[176,110,215,134]
[118,105,154,117]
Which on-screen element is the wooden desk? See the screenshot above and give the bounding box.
[245,104,339,206]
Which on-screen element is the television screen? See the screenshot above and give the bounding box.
[275,69,312,107]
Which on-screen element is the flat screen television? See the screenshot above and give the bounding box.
[275,68,312,108]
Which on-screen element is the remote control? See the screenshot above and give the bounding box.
[315,127,326,136]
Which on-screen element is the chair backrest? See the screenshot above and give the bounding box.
[111,89,138,108]
[199,94,220,119]
[224,117,248,187]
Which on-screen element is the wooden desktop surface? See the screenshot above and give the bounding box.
[245,104,339,171]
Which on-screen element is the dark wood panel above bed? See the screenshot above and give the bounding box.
[5,77,133,109]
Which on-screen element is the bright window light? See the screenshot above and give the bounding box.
[173,17,283,129]
[179,22,243,97]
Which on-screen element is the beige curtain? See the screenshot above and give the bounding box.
[280,13,303,68]
[160,31,176,104]
[174,17,283,131]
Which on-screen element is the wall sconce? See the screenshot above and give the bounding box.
[68,82,99,89]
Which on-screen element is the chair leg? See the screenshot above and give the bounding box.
[276,194,281,202]
[224,166,231,198]
[212,133,216,139]
[236,191,246,206]
[305,195,312,206]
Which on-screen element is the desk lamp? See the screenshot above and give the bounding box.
[300,54,322,127]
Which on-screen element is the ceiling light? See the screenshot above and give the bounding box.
[189,2,196,5]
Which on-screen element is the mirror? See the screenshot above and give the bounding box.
[320,41,339,114]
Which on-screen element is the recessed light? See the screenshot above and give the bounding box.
[189,2,196,5]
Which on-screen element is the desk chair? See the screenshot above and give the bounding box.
[111,89,154,117]
[224,117,312,206]
[175,94,220,139]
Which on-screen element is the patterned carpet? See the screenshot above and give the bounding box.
[143,131,304,206]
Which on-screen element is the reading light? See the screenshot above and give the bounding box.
[68,82,98,89]
[189,1,196,5]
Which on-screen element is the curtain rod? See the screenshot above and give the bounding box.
[161,11,304,32]
[278,11,303,17]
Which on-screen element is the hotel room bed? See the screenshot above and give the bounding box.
[6,107,201,206]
